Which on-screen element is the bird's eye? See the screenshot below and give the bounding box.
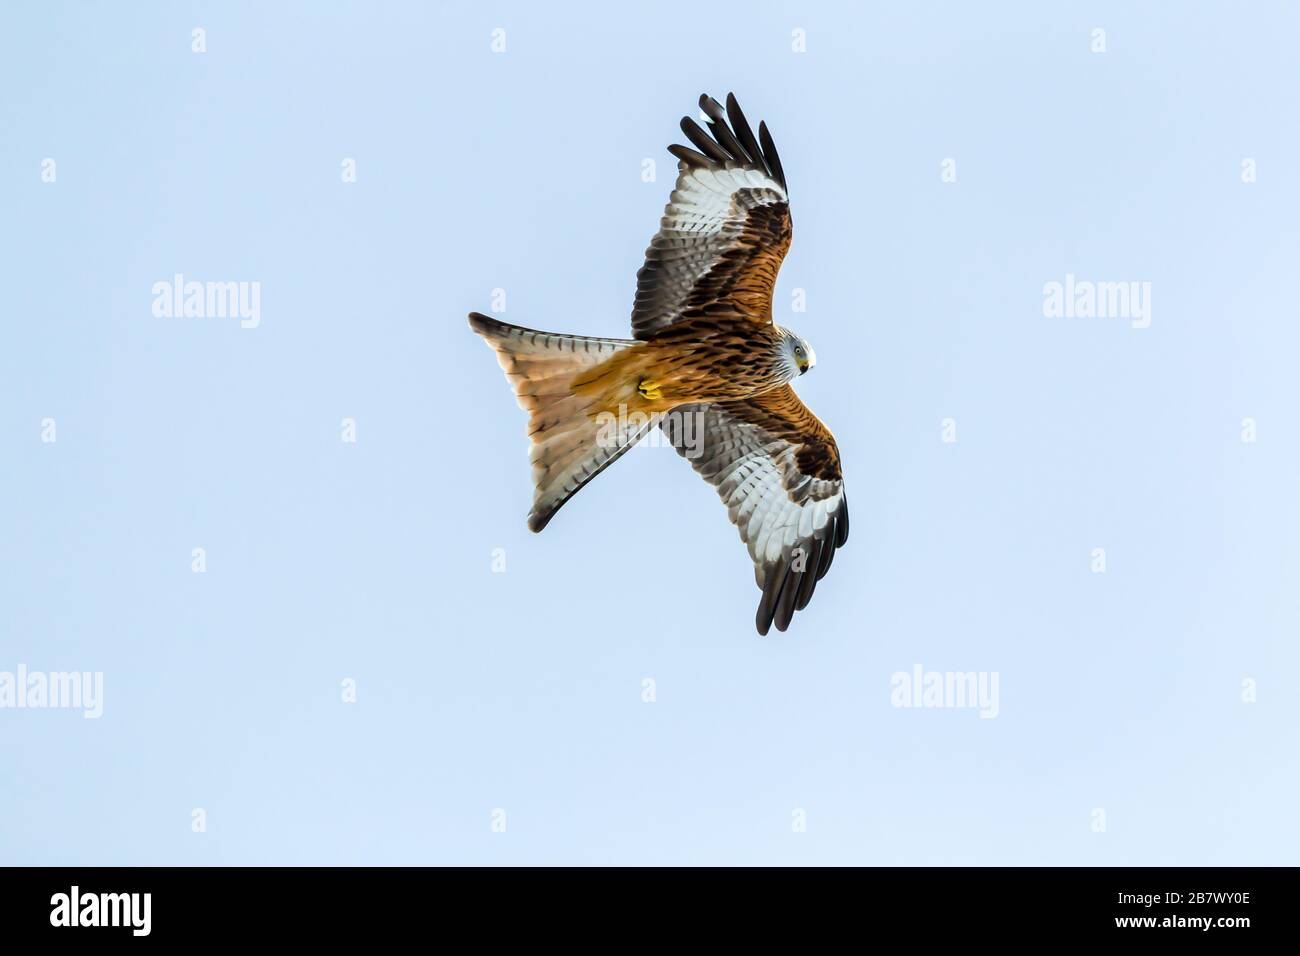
[795,346,804,358]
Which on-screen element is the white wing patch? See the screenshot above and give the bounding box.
[631,166,786,337]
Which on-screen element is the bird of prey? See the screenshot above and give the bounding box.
[470,93,848,635]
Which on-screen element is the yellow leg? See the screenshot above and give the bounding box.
[637,378,663,401]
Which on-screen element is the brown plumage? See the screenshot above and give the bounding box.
[470,93,848,635]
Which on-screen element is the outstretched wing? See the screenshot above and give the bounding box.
[632,93,791,339]
[662,386,849,635]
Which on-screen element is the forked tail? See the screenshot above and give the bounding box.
[468,313,645,531]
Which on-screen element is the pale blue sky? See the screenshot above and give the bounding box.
[1,1,1297,865]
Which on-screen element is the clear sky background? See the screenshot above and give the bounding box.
[2,1,1297,865]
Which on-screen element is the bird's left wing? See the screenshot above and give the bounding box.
[661,386,849,635]
[631,93,791,339]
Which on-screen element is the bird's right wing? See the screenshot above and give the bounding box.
[631,93,791,339]
[661,385,848,635]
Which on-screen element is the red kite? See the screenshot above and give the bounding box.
[471,93,848,634]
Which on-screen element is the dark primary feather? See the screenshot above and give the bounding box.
[699,95,748,163]
[680,116,733,165]
[666,143,710,167]
[725,94,766,178]
[757,121,786,194]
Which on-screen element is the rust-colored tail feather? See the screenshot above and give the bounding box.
[468,313,643,531]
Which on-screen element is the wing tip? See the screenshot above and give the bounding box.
[751,498,850,635]
[668,92,786,190]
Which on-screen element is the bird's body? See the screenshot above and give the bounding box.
[569,317,796,410]
[470,93,848,634]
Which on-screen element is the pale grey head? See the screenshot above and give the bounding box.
[774,326,817,383]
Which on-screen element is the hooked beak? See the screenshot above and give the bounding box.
[796,357,809,375]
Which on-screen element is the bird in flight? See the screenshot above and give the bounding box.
[470,93,848,635]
